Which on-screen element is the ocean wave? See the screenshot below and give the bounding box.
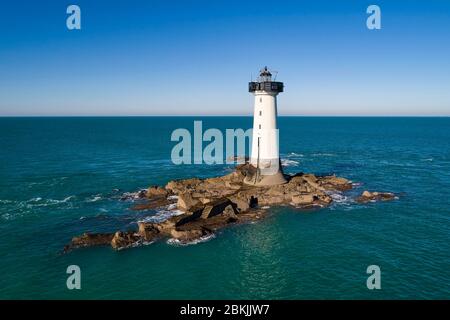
[21,196,75,208]
[27,177,69,188]
[281,159,299,167]
[138,208,184,224]
[120,189,147,201]
[311,153,336,157]
[284,152,304,158]
[166,233,216,246]
[86,195,103,202]
[0,195,77,221]
[114,239,156,251]
[329,192,350,204]
[1,213,14,221]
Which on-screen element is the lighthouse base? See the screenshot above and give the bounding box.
[243,166,287,186]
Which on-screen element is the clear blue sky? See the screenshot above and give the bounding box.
[0,0,449,116]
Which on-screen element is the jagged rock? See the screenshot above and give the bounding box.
[177,192,201,211]
[199,197,213,204]
[201,198,234,219]
[131,197,170,210]
[317,193,333,204]
[111,231,142,250]
[147,186,168,198]
[120,189,147,201]
[259,194,285,205]
[66,164,396,253]
[222,205,238,220]
[170,227,211,242]
[291,194,315,205]
[356,191,396,203]
[64,232,114,252]
[236,163,257,181]
[165,178,202,194]
[320,175,352,191]
[137,222,160,241]
[227,195,250,213]
[157,218,178,232]
[301,174,325,191]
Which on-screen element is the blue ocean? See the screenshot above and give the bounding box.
[0,117,449,299]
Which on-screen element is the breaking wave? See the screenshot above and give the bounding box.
[86,195,103,202]
[311,153,336,157]
[22,196,75,207]
[166,233,216,246]
[138,208,184,224]
[281,159,299,167]
[0,195,77,221]
[285,152,304,158]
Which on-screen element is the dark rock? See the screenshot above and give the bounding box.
[120,189,147,201]
[200,198,234,219]
[227,195,250,213]
[170,227,211,242]
[66,165,397,252]
[146,186,168,199]
[64,232,114,252]
[137,222,160,241]
[131,197,170,211]
[177,192,201,211]
[356,191,396,203]
[111,231,142,250]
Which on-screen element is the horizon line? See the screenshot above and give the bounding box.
[0,115,449,118]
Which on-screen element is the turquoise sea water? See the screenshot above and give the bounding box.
[0,117,449,299]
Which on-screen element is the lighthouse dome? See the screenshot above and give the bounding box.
[248,66,284,93]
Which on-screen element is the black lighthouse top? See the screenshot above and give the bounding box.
[248,66,284,93]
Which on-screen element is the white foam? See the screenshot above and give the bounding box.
[281,159,299,167]
[166,233,216,246]
[167,203,177,210]
[86,195,102,202]
[22,196,75,207]
[61,196,74,202]
[138,208,184,224]
[284,152,304,157]
[167,195,179,200]
[312,153,336,157]
[330,192,349,204]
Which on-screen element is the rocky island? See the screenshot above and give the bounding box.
[64,164,396,252]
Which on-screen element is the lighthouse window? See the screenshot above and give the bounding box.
[259,98,262,103]
[259,124,261,129]
[259,111,262,116]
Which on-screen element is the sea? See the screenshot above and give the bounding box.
[0,116,449,299]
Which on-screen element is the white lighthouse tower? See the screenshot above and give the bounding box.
[244,67,287,186]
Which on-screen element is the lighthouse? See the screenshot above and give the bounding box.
[245,67,287,186]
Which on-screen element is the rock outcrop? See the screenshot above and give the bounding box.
[356,190,396,203]
[64,232,114,252]
[64,164,396,252]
